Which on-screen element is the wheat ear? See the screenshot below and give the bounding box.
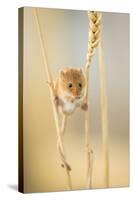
[84,11,102,188]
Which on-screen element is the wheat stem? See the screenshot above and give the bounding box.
[33,8,72,190]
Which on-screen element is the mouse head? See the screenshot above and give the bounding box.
[59,67,85,100]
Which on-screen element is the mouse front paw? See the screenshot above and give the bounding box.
[54,96,60,106]
[81,103,88,111]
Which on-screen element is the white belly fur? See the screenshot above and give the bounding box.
[63,101,77,114]
[59,92,82,115]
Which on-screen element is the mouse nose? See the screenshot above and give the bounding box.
[76,96,81,99]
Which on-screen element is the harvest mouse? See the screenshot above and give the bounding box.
[54,67,88,115]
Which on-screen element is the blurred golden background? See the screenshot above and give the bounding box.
[23,7,129,192]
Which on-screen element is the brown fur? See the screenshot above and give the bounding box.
[55,67,85,98]
[54,67,88,112]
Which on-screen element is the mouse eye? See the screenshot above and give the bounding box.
[68,83,72,88]
[78,83,82,88]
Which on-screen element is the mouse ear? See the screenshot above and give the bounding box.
[77,68,82,73]
[60,70,65,77]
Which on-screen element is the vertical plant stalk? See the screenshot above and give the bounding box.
[61,114,68,136]
[84,11,102,188]
[33,8,72,189]
[98,26,109,187]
